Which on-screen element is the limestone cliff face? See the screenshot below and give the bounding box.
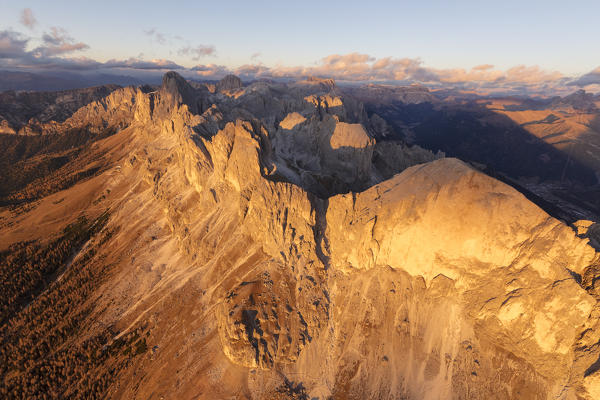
[327,159,596,279]
[1,72,599,400]
[325,158,598,397]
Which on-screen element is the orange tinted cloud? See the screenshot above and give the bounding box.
[20,8,37,30]
[230,54,563,93]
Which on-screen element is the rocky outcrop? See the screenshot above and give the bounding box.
[575,220,600,251]
[0,117,15,134]
[372,140,444,180]
[160,71,210,115]
[270,111,376,195]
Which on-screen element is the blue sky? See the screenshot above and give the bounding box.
[0,1,599,93]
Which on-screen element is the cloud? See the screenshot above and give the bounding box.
[0,30,98,71]
[267,54,561,89]
[569,67,600,86]
[260,54,568,95]
[473,64,494,71]
[35,27,89,57]
[0,30,29,59]
[178,45,216,60]
[191,63,230,77]
[25,56,103,71]
[504,65,563,84]
[104,57,184,70]
[0,28,183,72]
[0,27,589,96]
[231,53,438,83]
[144,28,166,45]
[235,64,274,79]
[20,8,37,29]
[184,54,576,96]
[183,53,571,96]
[250,52,261,61]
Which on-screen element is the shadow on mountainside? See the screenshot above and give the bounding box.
[0,85,122,131]
[0,126,117,205]
[365,100,600,222]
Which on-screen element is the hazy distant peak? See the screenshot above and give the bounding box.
[216,74,243,92]
[161,71,193,94]
[551,88,597,111]
[295,76,336,91]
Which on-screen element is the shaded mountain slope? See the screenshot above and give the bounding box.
[0,84,123,134]
[351,87,600,222]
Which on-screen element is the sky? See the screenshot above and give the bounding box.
[0,1,599,94]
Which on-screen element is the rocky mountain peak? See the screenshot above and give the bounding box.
[159,71,205,114]
[552,89,597,111]
[161,71,191,92]
[216,74,243,92]
[305,76,336,90]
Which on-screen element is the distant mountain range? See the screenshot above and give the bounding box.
[0,70,147,92]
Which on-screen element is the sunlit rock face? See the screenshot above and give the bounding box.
[325,158,597,398]
[1,71,599,400]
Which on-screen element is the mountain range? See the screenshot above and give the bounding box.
[0,72,599,399]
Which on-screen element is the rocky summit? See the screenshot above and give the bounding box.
[1,72,599,400]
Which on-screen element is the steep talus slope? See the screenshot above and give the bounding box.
[0,72,599,399]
